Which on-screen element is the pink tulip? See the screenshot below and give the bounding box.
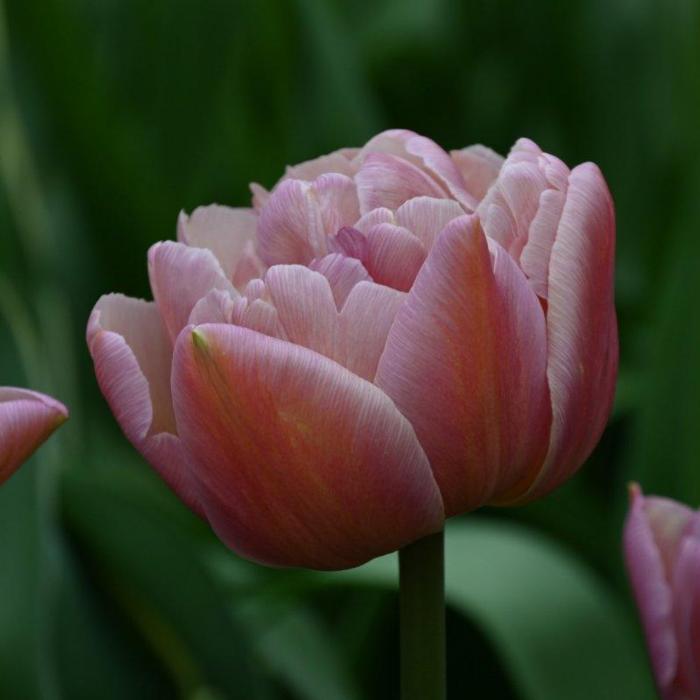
[87,129,617,569]
[0,387,68,485]
[624,484,700,699]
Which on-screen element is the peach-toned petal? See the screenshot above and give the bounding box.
[0,388,68,484]
[522,163,617,500]
[87,294,201,514]
[177,205,258,284]
[375,215,550,515]
[172,324,444,569]
[148,241,235,343]
[450,144,504,201]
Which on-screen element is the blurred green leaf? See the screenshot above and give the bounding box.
[61,465,269,700]
[331,520,655,700]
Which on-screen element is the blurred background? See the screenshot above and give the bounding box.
[1,0,699,698]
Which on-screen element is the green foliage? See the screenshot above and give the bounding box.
[1,0,699,696]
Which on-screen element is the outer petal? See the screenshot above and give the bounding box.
[283,151,358,181]
[148,241,235,343]
[375,215,550,515]
[172,324,444,569]
[177,205,259,285]
[624,485,681,694]
[450,144,504,201]
[522,163,617,500]
[87,294,201,514]
[0,388,68,484]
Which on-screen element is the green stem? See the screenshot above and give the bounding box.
[399,529,446,700]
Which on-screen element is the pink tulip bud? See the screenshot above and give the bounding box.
[624,484,700,699]
[87,130,617,569]
[0,387,68,485]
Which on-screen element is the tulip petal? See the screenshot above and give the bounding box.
[672,529,700,698]
[148,241,235,343]
[395,196,465,250]
[364,223,427,292]
[283,151,358,181]
[172,324,444,569]
[523,163,617,500]
[624,484,678,691]
[0,388,68,484]
[450,144,504,201]
[309,253,372,307]
[355,152,446,213]
[177,205,259,285]
[87,294,201,514]
[375,215,550,515]
[257,175,359,266]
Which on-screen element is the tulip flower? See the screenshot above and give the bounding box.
[624,484,700,699]
[87,129,617,571]
[0,387,68,485]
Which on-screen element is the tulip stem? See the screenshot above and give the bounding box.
[399,529,445,700]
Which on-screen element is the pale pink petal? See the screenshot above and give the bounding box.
[358,129,472,206]
[189,289,236,325]
[329,226,368,260]
[339,282,405,381]
[450,144,504,201]
[257,175,359,266]
[148,241,235,343]
[364,223,427,292]
[0,388,68,484]
[229,296,287,339]
[177,205,258,284]
[477,161,549,255]
[375,216,550,515]
[354,207,395,233]
[265,265,338,359]
[355,152,446,214]
[232,240,266,290]
[283,151,358,181]
[171,324,444,569]
[672,529,700,699]
[395,197,465,250]
[250,182,270,211]
[643,495,696,577]
[519,188,567,298]
[86,294,201,514]
[522,163,617,500]
[309,253,372,307]
[624,484,678,692]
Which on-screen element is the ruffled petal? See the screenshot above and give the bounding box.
[395,196,465,250]
[309,253,372,307]
[355,152,446,213]
[148,241,235,343]
[450,144,504,201]
[364,223,427,292]
[177,205,259,285]
[172,324,444,569]
[375,215,550,515]
[257,175,359,266]
[87,294,201,514]
[523,163,617,500]
[0,388,68,484]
